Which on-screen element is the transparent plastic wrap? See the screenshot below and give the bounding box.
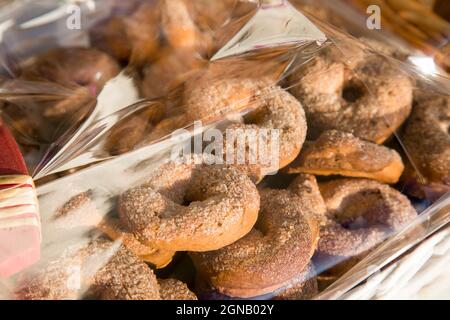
[0,0,449,300]
[290,0,450,76]
[292,0,450,80]
[342,0,450,75]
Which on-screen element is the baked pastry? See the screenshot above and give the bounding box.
[191,175,323,298]
[224,87,307,182]
[90,2,161,65]
[158,278,197,300]
[315,179,417,275]
[118,161,259,252]
[289,45,413,143]
[285,130,404,184]
[402,92,450,200]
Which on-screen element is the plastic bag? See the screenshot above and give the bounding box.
[0,0,449,300]
[339,0,450,75]
[291,0,450,79]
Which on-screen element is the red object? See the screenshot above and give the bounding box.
[0,123,28,176]
[0,120,40,278]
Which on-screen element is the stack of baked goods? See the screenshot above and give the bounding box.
[1,1,448,300]
[9,39,448,300]
[0,0,263,164]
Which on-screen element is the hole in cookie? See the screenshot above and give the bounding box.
[342,82,366,103]
[333,189,388,230]
[182,199,193,206]
[341,217,368,230]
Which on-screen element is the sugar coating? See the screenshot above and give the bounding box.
[183,71,271,123]
[99,219,175,268]
[224,87,307,181]
[48,191,105,236]
[54,192,91,218]
[118,162,259,252]
[191,178,322,298]
[15,245,88,300]
[15,238,150,299]
[16,238,161,300]
[317,179,417,258]
[286,130,404,183]
[53,192,99,222]
[92,244,160,300]
[289,43,413,143]
[18,47,119,121]
[403,93,450,189]
[158,278,197,300]
[288,174,328,227]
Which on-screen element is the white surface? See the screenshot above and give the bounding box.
[341,228,450,300]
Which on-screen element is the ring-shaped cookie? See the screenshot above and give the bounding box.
[190,174,323,298]
[118,161,259,252]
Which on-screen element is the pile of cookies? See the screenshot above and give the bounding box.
[0,0,254,163]
[13,42,449,301]
[2,1,449,300]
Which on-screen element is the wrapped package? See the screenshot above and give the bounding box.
[0,0,448,300]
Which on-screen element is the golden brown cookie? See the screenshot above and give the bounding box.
[403,92,450,200]
[118,161,259,252]
[191,175,323,298]
[140,48,204,99]
[13,47,119,137]
[195,262,318,300]
[285,130,405,184]
[91,243,161,300]
[289,45,413,143]
[224,87,307,182]
[51,191,104,229]
[161,0,212,54]
[16,238,160,300]
[182,67,272,124]
[315,179,417,275]
[99,218,175,269]
[158,279,197,300]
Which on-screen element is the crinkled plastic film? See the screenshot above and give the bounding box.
[0,0,448,300]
